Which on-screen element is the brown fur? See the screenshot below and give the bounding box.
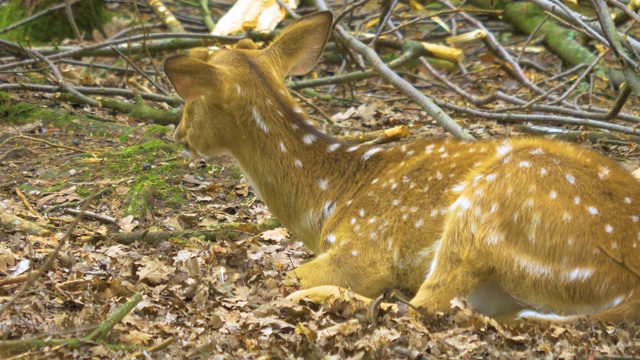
[164,11,640,323]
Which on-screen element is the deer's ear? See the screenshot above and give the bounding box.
[164,55,223,101]
[266,11,333,77]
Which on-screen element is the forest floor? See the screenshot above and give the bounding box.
[1,83,639,359]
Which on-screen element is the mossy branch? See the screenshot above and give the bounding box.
[56,93,182,125]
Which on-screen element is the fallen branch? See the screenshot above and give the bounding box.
[62,209,117,224]
[109,218,282,245]
[0,211,51,236]
[340,125,411,145]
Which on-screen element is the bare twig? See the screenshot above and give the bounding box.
[15,188,41,219]
[549,50,609,105]
[0,134,86,153]
[110,45,170,96]
[64,0,83,45]
[62,209,117,224]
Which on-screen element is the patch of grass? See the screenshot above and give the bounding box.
[117,128,137,143]
[144,124,172,138]
[122,173,186,217]
[230,165,244,180]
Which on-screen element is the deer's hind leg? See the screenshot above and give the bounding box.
[410,212,496,314]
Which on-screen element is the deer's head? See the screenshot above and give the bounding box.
[163,12,334,159]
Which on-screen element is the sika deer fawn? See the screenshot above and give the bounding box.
[164,11,640,323]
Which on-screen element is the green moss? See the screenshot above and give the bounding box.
[122,173,185,217]
[230,165,244,180]
[117,128,136,143]
[115,139,178,163]
[0,0,110,44]
[144,124,172,138]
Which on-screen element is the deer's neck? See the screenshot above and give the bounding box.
[227,92,373,253]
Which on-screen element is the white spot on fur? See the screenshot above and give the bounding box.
[485,173,497,182]
[490,203,498,214]
[588,206,599,215]
[496,141,512,156]
[566,174,576,185]
[351,250,359,256]
[452,182,466,193]
[252,107,268,132]
[625,197,632,204]
[516,257,552,277]
[518,161,531,168]
[530,148,544,155]
[574,196,581,205]
[598,166,610,179]
[359,209,365,217]
[430,209,438,217]
[436,171,443,180]
[346,145,360,152]
[607,296,624,308]
[632,215,639,222]
[392,199,400,206]
[415,219,424,228]
[368,217,377,224]
[236,84,242,94]
[425,240,442,279]
[326,233,336,244]
[303,134,317,144]
[327,143,341,152]
[350,218,356,225]
[540,168,548,176]
[566,268,594,281]
[549,190,557,199]
[611,242,618,249]
[605,224,613,233]
[294,159,303,168]
[317,179,329,191]
[562,212,572,223]
[323,201,336,218]
[294,107,303,114]
[524,198,534,209]
[279,141,287,153]
[450,196,472,215]
[487,231,504,244]
[371,178,379,184]
[362,147,383,160]
[425,144,435,154]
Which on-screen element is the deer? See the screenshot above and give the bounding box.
[163,11,640,323]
